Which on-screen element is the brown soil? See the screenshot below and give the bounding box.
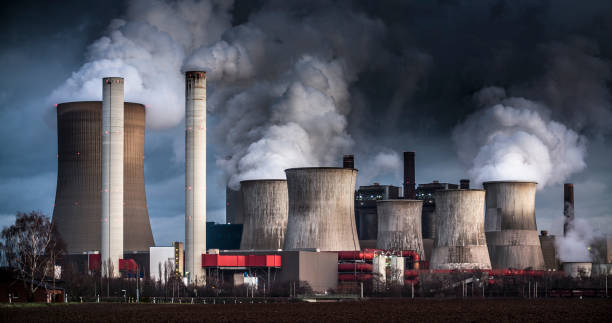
[1,298,610,322]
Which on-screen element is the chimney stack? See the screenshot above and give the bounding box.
[460,179,470,189]
[403,152,416,199]
[343,154,354,169]
[563,183,574,236]
[185,71,207,285]
[101,77,124,277]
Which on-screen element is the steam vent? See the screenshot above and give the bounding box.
[376,200,425,259]
[430,190,491,270]
[240,180,289,250]
[52,101,154,254]
[283,167,360,251]
[483,181,545,270]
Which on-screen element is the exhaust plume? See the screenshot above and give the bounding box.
[453,87,587,188]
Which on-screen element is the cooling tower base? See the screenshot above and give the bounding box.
[430,246,492,270]
[487,231,546,269]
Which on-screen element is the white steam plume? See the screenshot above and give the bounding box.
[50,1,387,188]
[555,218,601,262]
[48,0,232,130]
[453,87,587,188]
[183,4,385,188]
[357,151,402,187]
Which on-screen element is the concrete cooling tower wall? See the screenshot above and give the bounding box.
[284,167,360,251]
[430,190,491,270]
[483,181,545,270]
[240,180,288,250]
[376,200,425,259]
[52,101,154,254]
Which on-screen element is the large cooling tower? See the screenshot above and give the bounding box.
[376,200,425,259]
[240,180,288,250]
[184,71,206,285]
[284,167,360,251]
[430,190,491,270]
[52,101,154,255]
[483,181,545,270]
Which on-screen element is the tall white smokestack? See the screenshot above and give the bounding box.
[101,77,124,277]
[185,71,206,285]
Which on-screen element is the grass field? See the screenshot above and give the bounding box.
[1,298,611,322]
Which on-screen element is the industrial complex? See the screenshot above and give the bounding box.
[49,73,612,298]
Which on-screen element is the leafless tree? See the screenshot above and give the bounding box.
[0,211,64,301]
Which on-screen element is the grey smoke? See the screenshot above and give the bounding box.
[49,0,391,189]
[183,3,386,188]
[48,0,232,130]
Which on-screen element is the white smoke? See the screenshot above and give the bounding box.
[555,218,600,262]
[49,0,387,188]
[48,0,232,130]
[453,87,587,188]
[357,151,402,187]
[182,5,385,188]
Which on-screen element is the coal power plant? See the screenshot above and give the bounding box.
[283,167,360,251]
[48,74,606,299]
[483,181,545,270]
[52,99,154,256]
[240,179,288,250]
[430,190,491,270]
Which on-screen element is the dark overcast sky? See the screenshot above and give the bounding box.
[1,0,611,245]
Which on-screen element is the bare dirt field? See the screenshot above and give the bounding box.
[1,298,610,322]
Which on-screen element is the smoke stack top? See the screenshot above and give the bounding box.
[564,183,575,236]
[403,151,416,199]
[343,154,354,169]
[460,179,470,189]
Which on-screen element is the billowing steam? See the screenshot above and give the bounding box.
[49,0,387,188]
[453,87,587,188]
[357,151,402,187]
[184,4,385,188]
[48,0,232,129]
[555,218,601,262]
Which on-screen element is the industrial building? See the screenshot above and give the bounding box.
[207,222,242,250]
[52,99,155,256]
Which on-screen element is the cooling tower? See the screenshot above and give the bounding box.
[284,168,360,251]
[184,71,206,285]
[240,180,288,250]
[430,190,491,270]
[483,181,545,270]
[52,101,154,256]
[376,200,425,259]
